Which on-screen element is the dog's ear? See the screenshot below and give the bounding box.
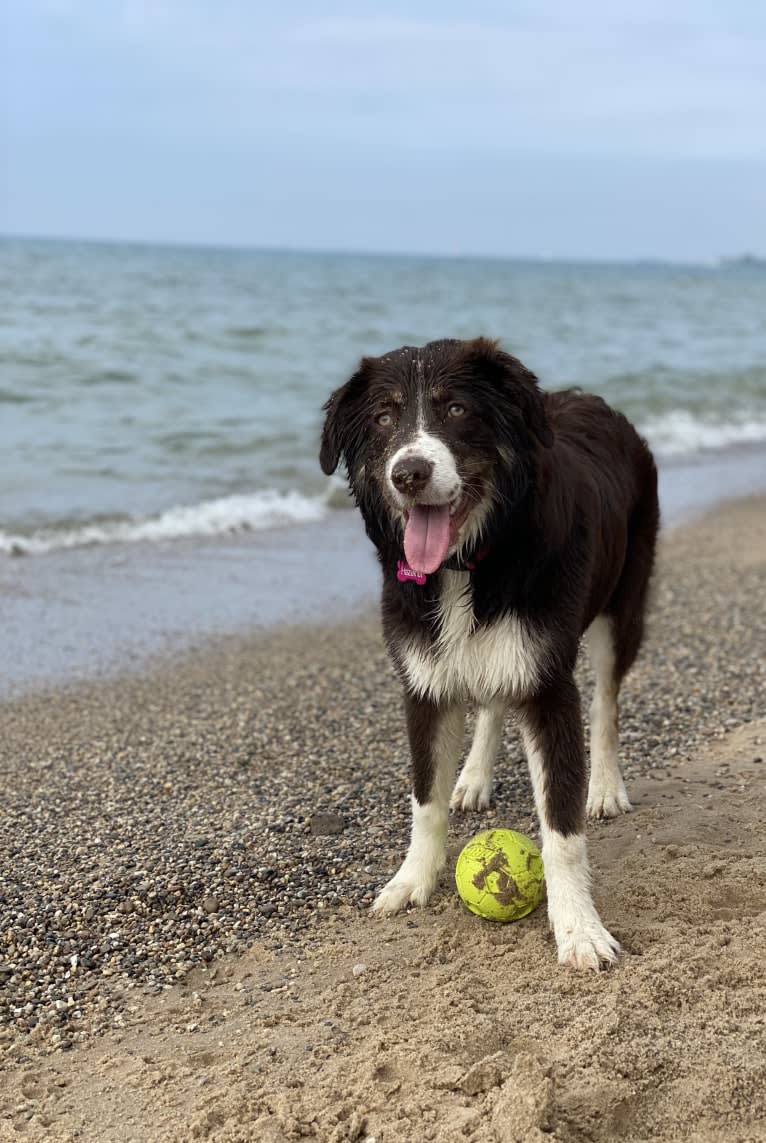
[319,361,371,475]
[464,337,554,449]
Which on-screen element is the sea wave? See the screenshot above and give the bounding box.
[638,411,766,456]
[0,489,333,556]
[3,416,765,557]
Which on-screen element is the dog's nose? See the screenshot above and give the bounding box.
[391,455,433,494]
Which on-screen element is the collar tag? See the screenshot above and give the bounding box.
[396,559,427,586]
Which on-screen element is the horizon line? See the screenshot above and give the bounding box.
[3,229,762,268]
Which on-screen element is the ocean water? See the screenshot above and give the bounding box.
[2,236,766,557]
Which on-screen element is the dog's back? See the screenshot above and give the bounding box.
[539,389,659,644]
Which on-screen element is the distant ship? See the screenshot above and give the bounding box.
[718,253,766,268]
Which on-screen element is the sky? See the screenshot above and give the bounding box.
[2,0,765,260]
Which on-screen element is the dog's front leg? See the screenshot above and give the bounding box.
[372,695,465,914]
[519,676,621,970]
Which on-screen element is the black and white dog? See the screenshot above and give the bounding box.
[320,338,659,970]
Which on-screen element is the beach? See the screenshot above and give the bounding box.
[1,495,765,1142]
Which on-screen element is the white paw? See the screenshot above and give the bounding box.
[450,770,493,812]
[556,922,622,971]
[586,781,632,820]
[371,873,435,915]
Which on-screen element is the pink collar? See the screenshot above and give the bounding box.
[396,544,490,586]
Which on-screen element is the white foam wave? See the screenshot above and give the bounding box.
[0,489,331,556]
[639,411,766,457]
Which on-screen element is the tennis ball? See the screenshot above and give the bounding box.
[455,828,545,922]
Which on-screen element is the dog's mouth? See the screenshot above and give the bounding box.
[402,494,473,574]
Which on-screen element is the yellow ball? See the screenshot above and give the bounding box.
[455,828,545,922]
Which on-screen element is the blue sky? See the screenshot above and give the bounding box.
[2,1,765,259]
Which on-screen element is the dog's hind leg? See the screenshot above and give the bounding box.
[585,616,631,819]
[587,474,658,819]
[450,697,506,812]
[373,697,465,914]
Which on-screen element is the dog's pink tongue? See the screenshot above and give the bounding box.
[404,505,451,574]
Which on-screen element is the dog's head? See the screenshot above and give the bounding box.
[320,337,553,573]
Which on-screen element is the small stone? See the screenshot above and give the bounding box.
[459,1051,509,1095]
[309,813,345,837]
[202,896,219,914]
[352,963,367,977]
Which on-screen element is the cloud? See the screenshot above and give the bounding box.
[2,1,765,254]
[4,1,765,158]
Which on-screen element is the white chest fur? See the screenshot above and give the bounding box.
[399,570,544,705]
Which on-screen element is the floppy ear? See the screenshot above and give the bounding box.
[319,386,348,475]
[319,362,370,475]
[464,338,553,449]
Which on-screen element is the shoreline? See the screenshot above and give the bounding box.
[1,443,766,700]
[0,495,764,1140]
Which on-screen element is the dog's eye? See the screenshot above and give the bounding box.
[375,411,394,428]
[448,403,465,418]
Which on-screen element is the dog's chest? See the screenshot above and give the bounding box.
[398,571,544,704]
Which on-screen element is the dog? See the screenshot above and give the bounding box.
[319,337,659,969]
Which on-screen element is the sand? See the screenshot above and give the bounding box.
[1,498,765,1142]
